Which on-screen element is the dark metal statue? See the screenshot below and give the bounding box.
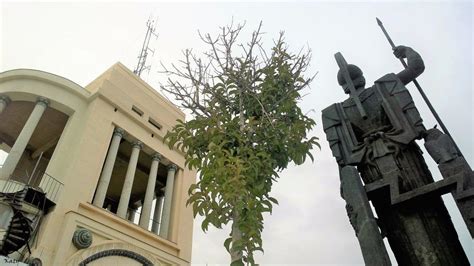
[322,42,473,265]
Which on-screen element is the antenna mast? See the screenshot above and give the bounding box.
[134,17,158,77]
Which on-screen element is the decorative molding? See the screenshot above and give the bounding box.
[72,228,93,249]
[113,127,125,138]
[132,140,143,150]
[0,95,11,105]
[167,164,177,172]
[0,69,89,100]
[26,257,42,266]
[79,249,153,266]
[151,152,162,161]
[36,96,50,107]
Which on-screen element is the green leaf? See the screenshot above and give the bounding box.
[230,260,244,266]
[201,218,210,232]
[268,197,279,205]
[224,237,232,253]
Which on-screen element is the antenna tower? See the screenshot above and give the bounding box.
[134,17,158,77]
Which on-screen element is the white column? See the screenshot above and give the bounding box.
[128,209,136,222]
[159,164,177,238]
[128,201,141,223]
[117,141,142,219]
[139,152,161,229]
[1,97,48,180]
[0,95,11,114]
[93,127,125,207]
[151,192,164,233]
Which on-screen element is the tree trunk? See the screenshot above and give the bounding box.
[230,82,245,264]
[230,211,243,263]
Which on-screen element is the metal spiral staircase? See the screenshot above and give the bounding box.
[0,188,33,256]
[0,176,61,258]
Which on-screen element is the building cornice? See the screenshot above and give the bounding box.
[0,69,90,100]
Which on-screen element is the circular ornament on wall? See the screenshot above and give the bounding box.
[26,257,42,266]
[72,228,93,249]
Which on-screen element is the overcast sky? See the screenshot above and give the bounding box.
[1,1,472,264]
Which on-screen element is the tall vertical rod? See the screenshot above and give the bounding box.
[376,17,462,156]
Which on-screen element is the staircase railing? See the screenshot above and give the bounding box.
[0,173,63,203]
[38,173,63,203]
[0,179,25,194]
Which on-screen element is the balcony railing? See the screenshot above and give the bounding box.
[38,173,63,202]
[0,172,64,203]
[0,179,25,194]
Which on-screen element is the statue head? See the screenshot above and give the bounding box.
[337,64,366,94]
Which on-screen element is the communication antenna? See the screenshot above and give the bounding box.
[134,17,159,77]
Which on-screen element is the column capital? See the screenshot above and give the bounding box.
[131,141,143,150]
[36,97,50,107]
[0,95,11,105]
[155,189,165,197]
[151,152,162,161]
[167,164,178,172]
[113,127,125,138]
[131,201,142,208]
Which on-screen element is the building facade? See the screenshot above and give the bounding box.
[0,63,195,265]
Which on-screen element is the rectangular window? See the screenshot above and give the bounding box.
[132,105,144,117]
[148,118,162,130]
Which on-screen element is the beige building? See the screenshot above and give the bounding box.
[0,63,195,265]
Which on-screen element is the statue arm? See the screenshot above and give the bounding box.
[394,46,425,85]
